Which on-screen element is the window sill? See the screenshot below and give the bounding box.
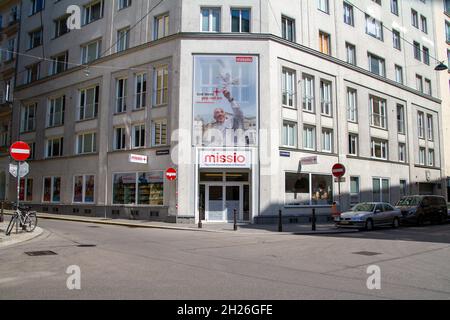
[76,117,98,123]
[45,124,65,129]
[282,105,297,110]
[370,125,388,132]
[152,104,168,108]
[132,107,146,112]
[113,111,127,116]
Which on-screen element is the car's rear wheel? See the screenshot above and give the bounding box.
[365,219,374,231]
[392,217,400,229]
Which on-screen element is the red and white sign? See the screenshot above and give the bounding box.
[199,150,251,168]
[236,56,253,63]
[10,141,31,161]
[129,154,148,164]
[165,168,177,181]
[332,163,346,178]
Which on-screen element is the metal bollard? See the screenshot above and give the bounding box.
[278,209,282,232]
[233,208,237,231]
[0,201,3,223]
[312,208,316,231]
[198,215,202,229]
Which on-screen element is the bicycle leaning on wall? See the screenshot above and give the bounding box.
[5,204,38,236]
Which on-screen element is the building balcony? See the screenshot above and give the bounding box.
[1,19,19,37]
[0,100,12,116]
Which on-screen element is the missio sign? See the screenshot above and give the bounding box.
[199,150,251,168]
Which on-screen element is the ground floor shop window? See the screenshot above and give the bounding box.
[285,172,333,206]
[19,178,33,202]
[73,175,95,203]
[43,177,61,203]
[113,172,163,205]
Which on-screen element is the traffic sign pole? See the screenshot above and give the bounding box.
[16,161,20,234]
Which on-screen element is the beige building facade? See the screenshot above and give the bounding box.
[7,0,447,223]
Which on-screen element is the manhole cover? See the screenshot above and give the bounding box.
[25,251,57,256]
[353,251,381,256]
[77,244,97,248]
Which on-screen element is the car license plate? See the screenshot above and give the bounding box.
[340,221,349,224]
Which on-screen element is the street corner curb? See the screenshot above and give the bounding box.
[0,226,44,248]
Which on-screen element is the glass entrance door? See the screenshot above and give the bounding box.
[207,185,224,221]
[226,186,240,221]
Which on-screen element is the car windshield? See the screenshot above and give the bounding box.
[351,203,375,212]
[396,197,421,206]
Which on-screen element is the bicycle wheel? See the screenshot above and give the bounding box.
[5,215,17,236]
[24,213,37,232]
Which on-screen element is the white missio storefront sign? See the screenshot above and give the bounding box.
[199,150,251,168]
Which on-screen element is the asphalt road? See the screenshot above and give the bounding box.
[1,219,450,300]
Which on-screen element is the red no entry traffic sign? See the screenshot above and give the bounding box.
[10,141,31,161]
[165,168,177,181]
[332,163,346,178]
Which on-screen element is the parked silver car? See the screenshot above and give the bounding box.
[335,202,402,231]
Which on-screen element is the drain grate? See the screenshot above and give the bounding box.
[88,226,101,228]
[353,251,381,256]
[77,244,97,248]
[25,251,57,256]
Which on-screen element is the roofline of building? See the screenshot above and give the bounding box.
[14,32,442,104]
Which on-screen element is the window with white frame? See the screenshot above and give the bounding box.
[282,121,297,147]
[347,88,357,122]
[30,0,44,16]
[427,114,433,141]
[79,86,99,120]
[81,40,101,64]
[397,104,405,134]
[132,124,145,148]
[321,128,333,153]
[419,147,426,165]
[418,111,425,139]
[134,73,147,109]
[114,127,126,150]
[366,15,383,40]
[154,66,168,106]
[413,41,421,60]
[416,74,423,93]
[343,2,354,26]
[423,46,430,65]
[77,132,96,154]
[318,0,329,13]
[345,42,356,65]
[20,104,36,133]
[282,68,296,108]
[411,9,418,28]
[46,137,64,158]
[370,96,386,128]
[400,179,407,197]
[117,27,130,52]
[118,0,131,10]
[372,178,389,202]
[201,7,220,32]
[371,138,388,160]
[47,96,65,128]
[154,14,169,39]
[428,149,434,166]
[398,143,406,162]
[54,15,70,38]
[391,0,399,15]
[368,53,385,77]
[231,8,250,32]
[395,65,403,84]
[320,80,332,116]
[420,15,427,33]
[285,172,333,206]
[424,79,431,95]
[303,125,316,150]
[28,27,41,49]
[392,29,401,50]
[43,176,61,203]
[116,78,127,113]
[318,31,331,55]
[73,175,95,203]
[302,74,314,112]
[348,134,358,156]
[350,176,360,205]
[281,16,295,41]
[152,120,167,146]
[4,79,12,102]
[83,0,104,25]
[6,38,15,61]
[26,63,40,84]
[51,51,68,75]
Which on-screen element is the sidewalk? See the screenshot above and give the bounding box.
[0,220,44,248]
[2,211,358,235]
